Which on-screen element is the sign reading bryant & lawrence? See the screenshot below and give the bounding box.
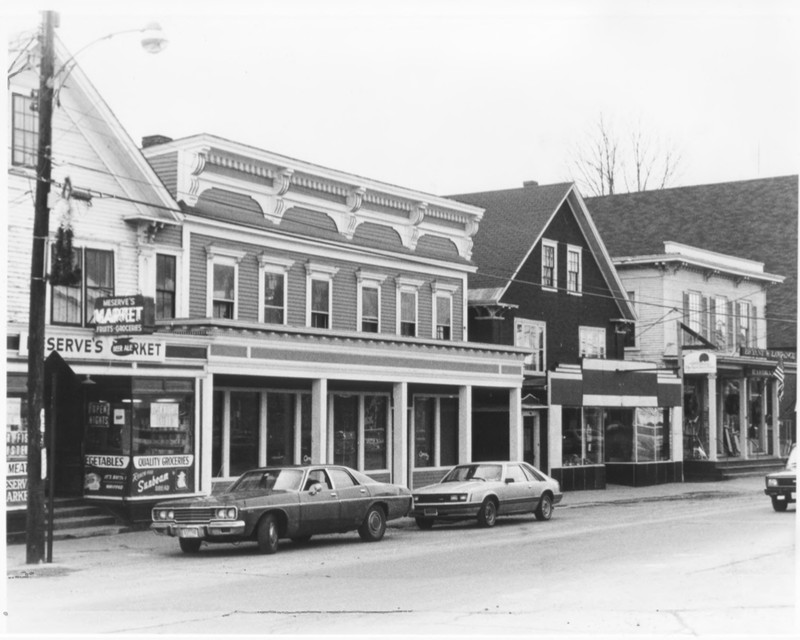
[93,295,155,335]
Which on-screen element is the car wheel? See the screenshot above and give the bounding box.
[291,535,312,544]
[771,496,789,512]
[534,493,553,521]
[358,505,387,542]
[415,517,435,530]
[179,538,201,554]
[477,498,498,527]
[257,514,280,554]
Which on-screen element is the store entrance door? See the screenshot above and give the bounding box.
[45,353,83,497]
[523,411,542,468]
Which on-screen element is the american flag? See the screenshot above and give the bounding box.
[775,359,785,401]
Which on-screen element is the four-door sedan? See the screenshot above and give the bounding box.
[152,465,412,554]
[409,461,562,529]
[764,444,796,512]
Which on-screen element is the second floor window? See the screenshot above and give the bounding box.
[435,293,452,340]
[579,326,606,359]
[542,240,557,290]
[12,93,38,168]
[310,278,330,328]
[736,301,752,349]
[361,286,379,333]
[400,290,417,337]
[515,319,546,372]
[567,246,582,293]
[263,271,285,324]
[712,296,729,349]
[51,247,114,326]
[212,263,236,319]
[624,291,637,348]
[155,254,176,320]
[686,291,703,335]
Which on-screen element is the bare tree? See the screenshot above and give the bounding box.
[570,114,681,196]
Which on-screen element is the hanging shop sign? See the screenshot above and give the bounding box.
[683,350,717,374]
[19,332,166,363]
[93,295,155,335]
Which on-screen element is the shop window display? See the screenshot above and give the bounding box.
[364,396,388,470]
[561,407,604,466]
[333,395,359,468]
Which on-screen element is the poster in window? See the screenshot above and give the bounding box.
[150,402,180,429]
[6,398,28,509]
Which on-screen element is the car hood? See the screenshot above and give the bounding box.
[414,481,491,493]
[767,469,797,479]
[153,489,293,508]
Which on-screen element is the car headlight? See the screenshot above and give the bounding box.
[153,509,173,521]
[767,478,778,487]
[449,494,468,502]
[215,507,237,520]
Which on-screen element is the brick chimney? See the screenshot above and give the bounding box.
[142,134,173,149]
[523,180,539,187]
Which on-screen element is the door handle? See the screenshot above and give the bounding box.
[330,492,337,497]
[360,489,367,494]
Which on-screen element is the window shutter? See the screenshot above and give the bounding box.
[726,301,734,350]
[682,292,689,323]
[750,305,758,347]
[701,296,709,339]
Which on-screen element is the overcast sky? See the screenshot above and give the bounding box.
[6,0,800,196]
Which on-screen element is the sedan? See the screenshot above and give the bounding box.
[151,465,412,554]
[764,444,796,512]
[409,461,562,529]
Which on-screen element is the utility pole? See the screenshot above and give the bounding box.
[26,9,57,565]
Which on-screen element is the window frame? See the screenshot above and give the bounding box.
[396,277,424,338]
[541,239,558,291]
[356,270,387,334]
[712,295,729,349]
[155,252,178,321]
[579,326,606,359]
[330,392,391,472]
[205,245,247,320]
[50,245,116,327]
[566,244,582,295]
[432,281,459,341]
[686,290,703,335]
[623,291,638,350]
[412,394,459,468]
[258,254,294,325]
[11,93,38,168]
[514,318,546,372]
[305,262,339,329]
[736,300,751,349]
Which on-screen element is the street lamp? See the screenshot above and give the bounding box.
[24,10,167,565]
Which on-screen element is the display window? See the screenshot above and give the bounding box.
[562,407,604,466]
[413,396,458,468]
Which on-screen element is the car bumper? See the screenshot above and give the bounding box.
[764,488,796,502]
[409,503,481,519]
[151,521,247,538]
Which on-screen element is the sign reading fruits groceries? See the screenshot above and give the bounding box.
[19,332,166,362]
[92,295,155,335]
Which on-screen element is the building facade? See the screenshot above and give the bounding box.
[452,182,683,490]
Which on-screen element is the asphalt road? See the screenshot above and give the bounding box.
[4,487,796,638]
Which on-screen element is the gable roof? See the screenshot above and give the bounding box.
[450,182,635,320]
[586,176,798,348]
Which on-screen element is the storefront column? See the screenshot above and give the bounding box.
[458,385,472,463]
[200,373,214,493]
[311,378,327,464]
[548,404,562,476]
[392,382,408,487]
[508,387,522,461]
[741,376,749,461]
[770,379,779,456]
[672,404,684,463]
[707,374,718,462]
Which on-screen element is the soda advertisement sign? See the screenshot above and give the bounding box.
[83,454,130,498]
[131,455,194,497]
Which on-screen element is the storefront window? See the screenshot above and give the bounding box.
[228,391,259,476]
[440,398,458,467]
[584,408,604,464]
[364,396,388,470]
[605,409,634,462]
[212,390,224,476]
[635,407,670,462]
[301,394,312,463]
[333,395,359,468]
[267,393,294,466]
[722,379,742,457]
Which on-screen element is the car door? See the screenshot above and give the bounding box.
[501,463,538,513]
[297,468,340,534]
[328,467,370,529]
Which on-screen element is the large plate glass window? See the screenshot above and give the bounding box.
[413,396,458,468]
[579,326,606,359]
[333,395,359,468]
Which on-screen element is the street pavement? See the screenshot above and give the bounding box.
[5,474,780,577]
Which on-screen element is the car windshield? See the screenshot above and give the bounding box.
[442,464,503,483]
[787,446,797,471]
[228,468,304,493]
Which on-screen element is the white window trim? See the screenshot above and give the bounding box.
[258,254,294,325]
[566,244,582,295]
[432,282,458,340]
[206,245,246,319]
[396,276,424,336]
[357,270,387,333]
[579,325,606,359]
[541,239,558,292]
[515,318,546,372]
[149,248,183,321]
[306,262,339,328]
[624,291,639,350]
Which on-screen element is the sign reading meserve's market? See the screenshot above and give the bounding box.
[93,295,155,335]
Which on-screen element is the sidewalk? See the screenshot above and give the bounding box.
[5,475,767,576]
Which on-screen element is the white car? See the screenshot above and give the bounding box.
[409,461,562,529]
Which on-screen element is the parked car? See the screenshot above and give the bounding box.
[151,465,412,554]
[410,461,562,529]
[764,444,796,512]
